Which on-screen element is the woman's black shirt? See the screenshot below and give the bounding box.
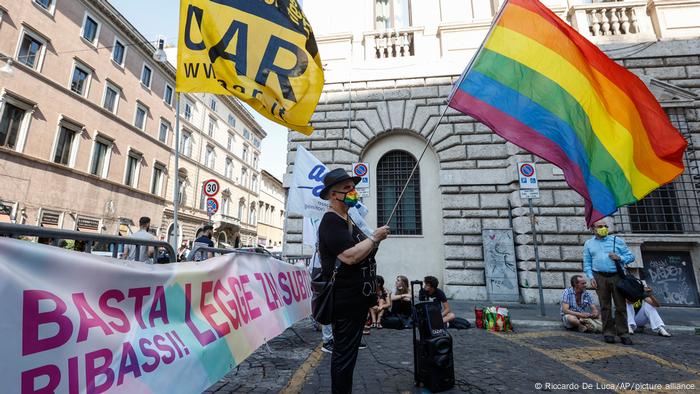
[318,211,377,309]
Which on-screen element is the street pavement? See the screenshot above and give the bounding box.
[205,303,700,393]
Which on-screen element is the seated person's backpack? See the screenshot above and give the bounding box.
[450,317,471,330]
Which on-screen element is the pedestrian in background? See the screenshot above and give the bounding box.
[318,168,390,393]
[583,218,635,345]
[191,224,215,260]
[177,240,191,262]
[121,216,155,263]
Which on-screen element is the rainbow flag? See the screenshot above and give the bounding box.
[448,0,687,226]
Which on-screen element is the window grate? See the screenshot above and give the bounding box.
[377,150,422,235]
[77,217,99,230]
[41,212,60,226]
[613,107,700,234]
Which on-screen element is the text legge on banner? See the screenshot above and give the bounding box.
[176,0,324,135]
[0,238,311,394]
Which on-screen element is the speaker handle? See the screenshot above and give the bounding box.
[411,280,420,386]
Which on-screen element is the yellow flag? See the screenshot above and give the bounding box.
[176,0,324,135]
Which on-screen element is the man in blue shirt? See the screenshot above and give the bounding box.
[583,219,635,345]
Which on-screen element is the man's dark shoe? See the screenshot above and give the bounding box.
[358,341,367,350]
[321,340,333,354]
[620,337,633,346]
[604,335,615,344]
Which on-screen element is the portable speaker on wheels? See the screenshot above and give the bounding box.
[410,281,455,392]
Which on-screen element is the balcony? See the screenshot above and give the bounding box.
[211,212,240,232]
[568,1,655,43]
[568,0,700,44]
[371,29,415,59]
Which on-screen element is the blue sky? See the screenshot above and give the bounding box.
[109,0,289,181]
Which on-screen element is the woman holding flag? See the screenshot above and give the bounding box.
[318,168,390,393]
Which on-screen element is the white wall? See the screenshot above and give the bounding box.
[361,132,445,286]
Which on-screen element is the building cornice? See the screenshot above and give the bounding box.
[85,0,177,80]
[261,170,283,187]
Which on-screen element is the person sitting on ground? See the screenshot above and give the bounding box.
[390,275,412,319]
[419,275,456,325]
[561,275,601,332]
[369,275,391,329]
[626,284,671,337]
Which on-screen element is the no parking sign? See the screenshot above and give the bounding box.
[352,162,370,197]
[518,163,540,199]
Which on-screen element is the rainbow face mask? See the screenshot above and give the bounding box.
[338,189,359,208]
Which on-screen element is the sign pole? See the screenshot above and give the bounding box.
[172,93,181,252]
[528,198,546,316]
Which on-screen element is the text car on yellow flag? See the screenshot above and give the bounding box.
[177,0,324,135]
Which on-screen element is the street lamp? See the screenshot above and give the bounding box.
[153,38,168,64]
[0,58,14,77]
[152,38,181,254]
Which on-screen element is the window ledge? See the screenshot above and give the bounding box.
[32,2,56,18]
[111,58,125,70]
[79,36,99,50]
[385,234,424,239]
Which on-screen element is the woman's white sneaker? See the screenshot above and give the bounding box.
[656,327,672,337]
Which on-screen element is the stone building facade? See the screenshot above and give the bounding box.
[284,0,700,305]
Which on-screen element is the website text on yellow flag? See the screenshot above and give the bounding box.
[176,0,324,135]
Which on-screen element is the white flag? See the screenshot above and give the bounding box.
[288,146,374,243]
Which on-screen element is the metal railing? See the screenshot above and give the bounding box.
[185,245,280,262]
[286,255,311,267]
[0,222,177,263]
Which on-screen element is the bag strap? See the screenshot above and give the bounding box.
[612,236,625,275]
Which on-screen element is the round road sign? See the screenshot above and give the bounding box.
[519,164,535,177]
[206,197,219,214]
[354,163,368,177]
[203,179,220,197]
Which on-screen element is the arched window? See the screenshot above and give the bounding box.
[377,150,421,235]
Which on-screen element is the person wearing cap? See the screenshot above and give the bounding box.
[318,168,390,393]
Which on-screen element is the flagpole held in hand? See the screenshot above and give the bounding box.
[384,0,510,227]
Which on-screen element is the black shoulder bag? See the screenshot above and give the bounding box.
[311,258,341,325]
[612,236,645,302]
[310,216,351,325]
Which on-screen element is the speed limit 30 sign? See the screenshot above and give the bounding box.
[203,179,220,197]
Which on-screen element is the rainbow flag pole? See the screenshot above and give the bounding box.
[385,2,510,227]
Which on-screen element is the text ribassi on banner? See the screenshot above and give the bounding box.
[176,0,324,135]
[0,238,311,393]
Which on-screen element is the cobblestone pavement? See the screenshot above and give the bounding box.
[206,319,700,393]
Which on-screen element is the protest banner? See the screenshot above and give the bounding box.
[0,238,311,394]
[176,0,324,135]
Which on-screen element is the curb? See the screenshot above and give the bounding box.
[512,319,698,333]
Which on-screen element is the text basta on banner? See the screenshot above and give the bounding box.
[0,238,311,393]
